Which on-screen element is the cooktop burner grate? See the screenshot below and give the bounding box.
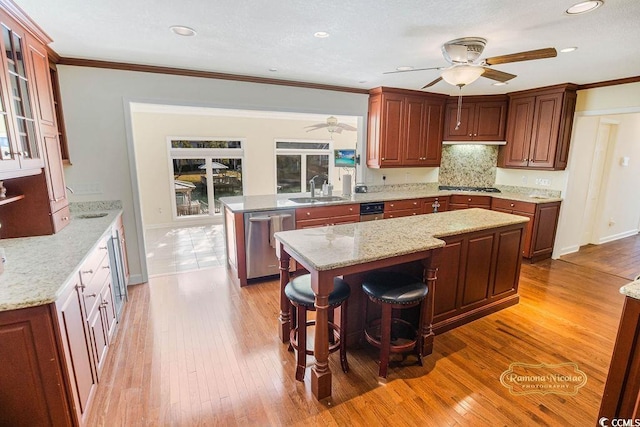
[438,185,501,193]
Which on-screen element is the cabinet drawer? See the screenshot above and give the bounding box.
[384,208,422,219]
[424,196,449,213]
[491,198,536,214]
[295,204,358,220]
[51,205,71,233]
[296,214,360,229]
[449,195,491,207]
[79,238,109,288]
[82,255,111,315]
[384,199,422,211]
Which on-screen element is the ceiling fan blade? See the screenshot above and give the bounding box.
[383,66,444,75]
[481,67,517,82]
[422,77,442,89]
[485,47,557,66]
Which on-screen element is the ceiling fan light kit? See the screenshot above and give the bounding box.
[441,65,485,87]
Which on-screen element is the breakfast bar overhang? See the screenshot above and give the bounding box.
[275,208,529,400]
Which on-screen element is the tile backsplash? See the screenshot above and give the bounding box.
[439,145,498,187]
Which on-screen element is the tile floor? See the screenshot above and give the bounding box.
[144,224,226,276]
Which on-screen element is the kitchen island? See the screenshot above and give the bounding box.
[275,208,529,400]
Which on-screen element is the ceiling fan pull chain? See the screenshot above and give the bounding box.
[456,93,462,130]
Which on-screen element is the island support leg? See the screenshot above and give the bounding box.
[278,246,291,343]
[311,272,333,400]
[421,256,438,356]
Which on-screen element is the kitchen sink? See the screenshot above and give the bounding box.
[77,212,109,219]
[288,196,346,203]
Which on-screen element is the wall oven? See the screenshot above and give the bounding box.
[360,202,384,221]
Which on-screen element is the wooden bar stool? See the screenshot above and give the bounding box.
[361,271,428,378]
[285,274,350,381]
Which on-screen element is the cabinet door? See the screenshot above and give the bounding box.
[501,96,536,167]
[0,305,73,426]
[443,102,474,140]
[118,217,130,286]
[43,134,68,213]
[460,234,494,309]
[433,237,464,323]
[56,280,96,418]
[379,93,404,166]
[88,305,109,379]
[0,20,43,170]
[100,279,118,341]
[492,228,524,297]
[403,96,426,166]
[422,100,444,165]
[529,93,563,168]
[474,101,507,141]
[531,202,561,258]
[27,39,56,130]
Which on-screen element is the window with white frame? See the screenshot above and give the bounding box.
[169,139,244,217]
[275,140,332,193]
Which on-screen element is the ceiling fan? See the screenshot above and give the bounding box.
[305,116,357,134]
[385,37,557,89]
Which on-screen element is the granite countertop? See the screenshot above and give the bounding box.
[620,279,640,300]
[274,208,529,271]
[220,184,562,213]
[0,201,123,312]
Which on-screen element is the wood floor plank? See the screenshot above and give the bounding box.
[86,236,637,426]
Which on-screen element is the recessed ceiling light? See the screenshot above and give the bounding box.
[314,31,330,38]
[396,66,414,72]
[170,25,197,37]
[492,82,508,86]
[268,68,278,72]
[560,47,578,53]
[358,80,367,84]
[566,1,604,15]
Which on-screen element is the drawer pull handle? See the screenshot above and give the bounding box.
[82,269,94,274]
[307,212,311,216]
[61,216,69,221]
[85,293,97,298]
[413,202,418,205]
[349,208,353,211]
[99,246,108,250]
[468,198,472,202]
[102,265,110,270]
[510,203,515,207]
[76,284,86,290]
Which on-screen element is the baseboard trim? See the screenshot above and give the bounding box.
[556,244,581,257]
[598,230,639,245]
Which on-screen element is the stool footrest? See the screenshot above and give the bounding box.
[364,318,418,353]
[290,320,343,356]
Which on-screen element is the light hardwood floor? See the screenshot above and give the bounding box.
[87,240,635,426]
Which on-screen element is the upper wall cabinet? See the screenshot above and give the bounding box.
[367,87,447,168]
[0,14,44,174]
[0,4,69,236]
[443,95,508,142]
[498,84,577,170]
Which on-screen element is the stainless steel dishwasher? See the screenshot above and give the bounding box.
[244,209,295,279]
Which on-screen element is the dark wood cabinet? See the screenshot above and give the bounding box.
[384,198,422,219]
[424,196,448,213]
[367,87,446,168]
[0,305,74,426]
[599,295,640,420]
[0,5,69,237]
[491,198,561,261]
[448,194,491,211]
[295,204,359,228]
[443,96,508,141]
[432,222,525,333]
[499,84,577,170]
[56,274,96,422]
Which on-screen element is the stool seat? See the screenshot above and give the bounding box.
[285,275,351,307]
[362,271,427,305]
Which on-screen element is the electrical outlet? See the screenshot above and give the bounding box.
[535,178,551,186]
[609,218,616,227]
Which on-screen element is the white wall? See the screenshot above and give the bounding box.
[553,82,640,258]
[132,109,358,227]
[57,66,368,283]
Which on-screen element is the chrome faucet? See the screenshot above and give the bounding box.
[309,175,318,197]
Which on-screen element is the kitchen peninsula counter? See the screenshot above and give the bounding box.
[275,208,529,400]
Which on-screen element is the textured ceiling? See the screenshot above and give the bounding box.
[13,0,640,95]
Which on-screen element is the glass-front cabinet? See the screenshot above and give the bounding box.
[0,19,43,173]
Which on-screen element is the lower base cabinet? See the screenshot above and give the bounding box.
[0,305,74,426]
[432,222,525,333]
